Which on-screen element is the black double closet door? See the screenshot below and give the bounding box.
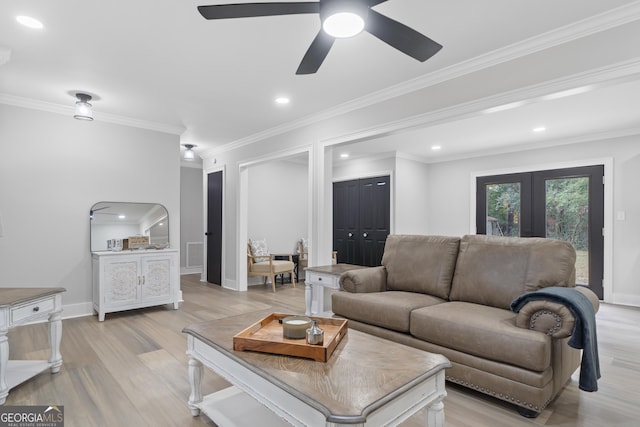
[333,175,390,267]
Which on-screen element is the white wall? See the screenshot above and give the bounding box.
[394,156,430,235]
[425,135,640,306]
[247,159,308,254]
[180,165,204,273]
[0,104,181,316]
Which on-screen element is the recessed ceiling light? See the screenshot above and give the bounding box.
[118,215,126,219]
[431,145,442,151]
[275,97,290,105]
[532,126,547,133]
[16,15,43,29]
[340,153,349,158]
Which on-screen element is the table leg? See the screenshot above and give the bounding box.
[425,399,445,427]
[0,332,8,405]
[48,310,63,373]
[305,282,312,316]
[188,355,204,416]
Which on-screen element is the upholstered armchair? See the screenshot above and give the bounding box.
[297,238,337,276]
[247,239,296,293]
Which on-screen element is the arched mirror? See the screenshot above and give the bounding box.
[90,202,169,252]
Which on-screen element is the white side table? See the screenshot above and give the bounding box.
[0,288,65,405]
[304,264,367,316]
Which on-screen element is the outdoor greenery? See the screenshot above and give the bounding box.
[486,183,521,237]
[486,178,589,250]
[485,177,590,284]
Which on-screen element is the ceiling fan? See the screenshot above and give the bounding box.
[197,0,443,74]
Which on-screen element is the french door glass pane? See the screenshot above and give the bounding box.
[485,183,521,237]
[545,177,590,285]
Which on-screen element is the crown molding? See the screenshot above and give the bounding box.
[0,93,185,135]
[202,1,640,158]
[426,126,640,165]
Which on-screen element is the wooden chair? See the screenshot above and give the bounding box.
[247,244,296,293]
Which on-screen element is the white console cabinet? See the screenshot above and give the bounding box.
[92,249,179,321]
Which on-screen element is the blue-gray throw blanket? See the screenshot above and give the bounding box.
[510,286,600,392]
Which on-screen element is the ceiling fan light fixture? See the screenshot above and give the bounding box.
[73,93,94,121]
[323,12,365,38]
[320,0,367,38]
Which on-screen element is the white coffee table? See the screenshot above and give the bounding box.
[183,309,450,426]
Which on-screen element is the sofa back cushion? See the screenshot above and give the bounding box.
[449,234,576,310]
[382,235,460,299]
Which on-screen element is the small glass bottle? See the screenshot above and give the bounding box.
[306,320,324,346]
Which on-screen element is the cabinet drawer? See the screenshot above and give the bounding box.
[307,273,340,289]
[11,297,55,325]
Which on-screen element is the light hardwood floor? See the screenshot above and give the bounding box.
[6,274,640,426]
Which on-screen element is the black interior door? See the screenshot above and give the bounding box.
[206,171,223,285]
[333,175,390,266]
[476,165,604,299]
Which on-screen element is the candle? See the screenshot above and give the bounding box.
[282,316,312,339]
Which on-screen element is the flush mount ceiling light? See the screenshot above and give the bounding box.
[183,144,197,161]
[73,93,94,121]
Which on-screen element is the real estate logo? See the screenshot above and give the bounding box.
[0,405,64,427]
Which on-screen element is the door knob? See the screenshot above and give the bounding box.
[348,232,353,237]
[363,233,368,238]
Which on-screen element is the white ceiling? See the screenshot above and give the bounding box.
[2,0,640,163]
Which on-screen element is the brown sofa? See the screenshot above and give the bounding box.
[331,234,600,417]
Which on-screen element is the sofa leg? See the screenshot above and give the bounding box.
[517,406,539,418]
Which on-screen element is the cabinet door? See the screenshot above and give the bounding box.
[140,256,174,303]
[103,257,140,307]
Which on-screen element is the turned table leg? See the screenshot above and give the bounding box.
[188,355,204,416]
[425,399,446,427]
[48,310,63,373]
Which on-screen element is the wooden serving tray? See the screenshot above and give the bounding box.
[233,313,348,362]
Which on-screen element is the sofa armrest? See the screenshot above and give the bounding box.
[339,266,387,293]
[514,286,600,338]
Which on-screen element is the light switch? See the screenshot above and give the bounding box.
[616,211,626,221]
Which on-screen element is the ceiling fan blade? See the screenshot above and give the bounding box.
[198,2,319,20]
[365,9,442,62]
[296,30,335,75]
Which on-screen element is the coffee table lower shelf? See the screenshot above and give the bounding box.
[196,386,289,427]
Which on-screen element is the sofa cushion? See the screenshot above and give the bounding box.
[410,302,551,372]
[332,291,446,333]
[382,235,460,299]
[449,234,576,310]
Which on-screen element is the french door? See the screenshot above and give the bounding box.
[476,165,604,299]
